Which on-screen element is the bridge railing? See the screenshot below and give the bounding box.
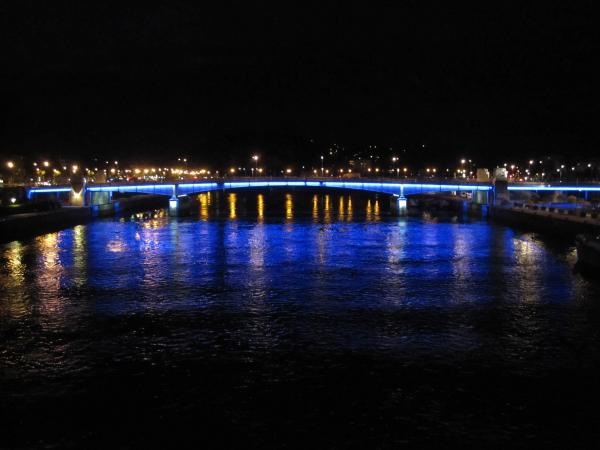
[24,175,492,187]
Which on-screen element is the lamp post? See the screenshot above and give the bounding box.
[252,155,259,177]
[320,155,324,177]
[6,161,15,184]
[556,166,562,181]
[460,159,467,179]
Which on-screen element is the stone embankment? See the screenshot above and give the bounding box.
[0,195,168,244]
[491,203,600,237]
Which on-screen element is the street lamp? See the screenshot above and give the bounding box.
[7,161,14,169]
[320,155,324,176]
[251,155,259,177]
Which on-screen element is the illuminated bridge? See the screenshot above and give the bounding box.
[27,179,491,203]
[25,179,600,215]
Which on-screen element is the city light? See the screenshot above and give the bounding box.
[2,151,597,189]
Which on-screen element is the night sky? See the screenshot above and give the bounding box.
[2,2,598,165]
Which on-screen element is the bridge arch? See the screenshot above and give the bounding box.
[27,180,493,205]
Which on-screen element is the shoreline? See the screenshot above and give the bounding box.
[0,195,168,244]
[491,204,600,238]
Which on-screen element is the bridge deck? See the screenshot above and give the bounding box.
[25,179,600,200]
[28,179,492,199]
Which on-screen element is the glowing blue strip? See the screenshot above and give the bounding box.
[225,181,312,188]
[508,185,600,191]
[322,182,492,191]
[87,184,175,192]
[410,184,444,190]
[411,184,492,191]
[178,183,218,188]
[29,187,72,194]
[64,181,495,198]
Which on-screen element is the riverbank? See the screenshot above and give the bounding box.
[0,207,92,243]
[491,204,600,238]
[0,195,169,244]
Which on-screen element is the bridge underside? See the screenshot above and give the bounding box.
[25,181,600,215]
[81,180,492,200]
[27,180,493,205]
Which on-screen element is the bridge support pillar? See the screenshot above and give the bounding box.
[391,195,407,216]
[90,191,112,206]
[169,196,179,216]
[473,190,489,205]
[494,180,508,205]
[69,186,86,206]
[398,196,407,216]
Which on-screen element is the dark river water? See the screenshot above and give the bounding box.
[2,191,600,449]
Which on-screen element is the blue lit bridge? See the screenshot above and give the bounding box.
[27,179,498,196]
[25,179,600,215]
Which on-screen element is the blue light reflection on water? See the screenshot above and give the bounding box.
[0,191,592,321]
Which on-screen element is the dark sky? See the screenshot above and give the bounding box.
[2,1,598,165]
